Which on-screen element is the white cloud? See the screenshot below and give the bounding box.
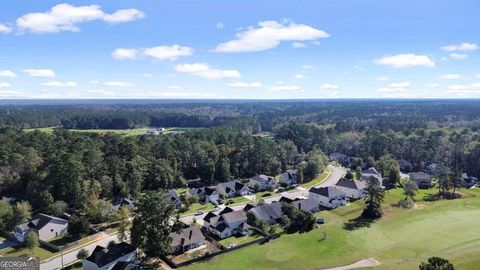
[449,53,468,60]
[376,76,389,81]
[112,48,140,60]
[0,23,12,34]
[142,73,153,78]
[0,82,11,89]
[42,81,77,87]
[103,81,133,87]
[143,45,193,61]
[23,69,55,78]
[375,53,435,68]
[0,70,16,77]
[16,3,144,34]
[270,85,302,92]
[441,42,478,52]
[294,74,308,79]
[102,9,144,24]
[426,83,439,88]
[440,74,461,80]
[174,63,241,80]
[214,20,329,53]
[377,81,411,93]
[321,83,339,89]
[113,45,193,61]
[447,83,480,95]
[292,42,307,48]
[476,73,480,78]
[228,81,263,88]
[167,85,182,90]
[302,64,314,69]
[216,22,224,29]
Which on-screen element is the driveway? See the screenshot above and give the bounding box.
[180,165,345,225]
[0,237,19,250]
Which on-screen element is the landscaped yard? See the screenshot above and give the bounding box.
[184,188,480,270]
[0,245,56,261]
[218,232,263,248]
[225,196,251,206]
[300,166,332,189]
[183,202,216,215]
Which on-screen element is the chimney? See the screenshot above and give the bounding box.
[299,203,302,210]
[189,230,193,240]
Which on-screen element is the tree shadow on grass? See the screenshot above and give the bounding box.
[343,217,375,231]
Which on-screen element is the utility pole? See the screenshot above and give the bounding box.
[61,248,64,269]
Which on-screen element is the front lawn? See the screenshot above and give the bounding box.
[0,245,56,261]
[218,232,263,248]
[225,196,251,206]
[300,166,332,189]
[184,188,480,270]
[182,202,216,215]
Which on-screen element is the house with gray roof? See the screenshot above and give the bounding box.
[188,186,220,204]
[83,242,137,270]
[203,209,250,239]
[170,226,205,254]
[410,172,433,189]
[335,178,366,199]
[14,213,68,242]
[361,167,383,185]
[247,202,283,225]
[249,174,276,191]
[216,180,251,198]
[279,170,297,185]
[309,186,347,209]
[112,198,135,211]
[291,199,320,213]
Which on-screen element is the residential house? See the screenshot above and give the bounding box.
[112,198,135,211]
[410,172,433,189]
[397,159,413,172]
[166,190,182,208]
[329,152,351,166]
[309,186,347,209]
[216,180,251,198]
[188,186,220,204]
[291,199,320,213]
[462,173,478,188]
[426,163,439,176]
[279,170,297,185]
[204,208,250,239]
[14,213,68,242]
[247,202,283,225]
[361,167,383,185]
[335,178,366,199]
[249,175,276,191]
[170,226,205,254]
[83,242,137,270]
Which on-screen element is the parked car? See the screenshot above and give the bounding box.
[275,187,285,193]
[195,211,204,216]
[316,217,325,224]
[218,199,224,205]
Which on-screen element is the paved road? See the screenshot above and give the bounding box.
[40,232,121,270]
[179,165,345,225]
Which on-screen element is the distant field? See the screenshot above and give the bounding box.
[184,188,480,270]
[23,127,203,136]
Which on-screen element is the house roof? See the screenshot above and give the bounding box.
[362,167,381,175]
[203,212,218,222]
[242,203,255,212]
[170,226,205,248]
[111,261,139,270]
[410,172,432,180]
[248,202,283,221]
[85,242,136,268]
[336,178,366,190]
[291,199,319,212]
[219,207,234,215]
[221,210,247,225]
[167,190,180,203]
[28,213,67,231]
[204,186,217,196]
[309,186,346,199]
[216,181,246,195]
[329,152,347,160]
[113,198,134,209]
[250,174,274,183]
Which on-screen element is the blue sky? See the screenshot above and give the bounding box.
[0,0,479,99]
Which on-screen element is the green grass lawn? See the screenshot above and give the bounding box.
[183,202,216,215]
[0,245,56,261]
[255,191,276,200]
[184,188,480,270]
[300,166,332,189]
[218,232,263,248]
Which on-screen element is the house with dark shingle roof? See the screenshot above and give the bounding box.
[279,169,297,185]
[83,242,136,270]
[112,198,135,211]
[167,190,182,208]
[188,186,220,204]
[216,180,251,198]
[309,186,347,209]
[14,213,68,242]
[247,202,283,225]
[361,167,383,185]
[170,226,205,254]
[335,178,366,199]
[203,209,250,239]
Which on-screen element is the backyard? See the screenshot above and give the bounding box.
[184,188,480,270]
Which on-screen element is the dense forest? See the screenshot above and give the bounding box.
[1,100,480,220]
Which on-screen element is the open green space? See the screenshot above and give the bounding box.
[299,166,332,189]
[0,245,56,261]
[184,188,480,270]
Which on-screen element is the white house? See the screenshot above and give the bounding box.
[309,186,347,209]
[14,214,68,242]
[249,174,276,191]
[335,178,366,199]
[83,242,136,270]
